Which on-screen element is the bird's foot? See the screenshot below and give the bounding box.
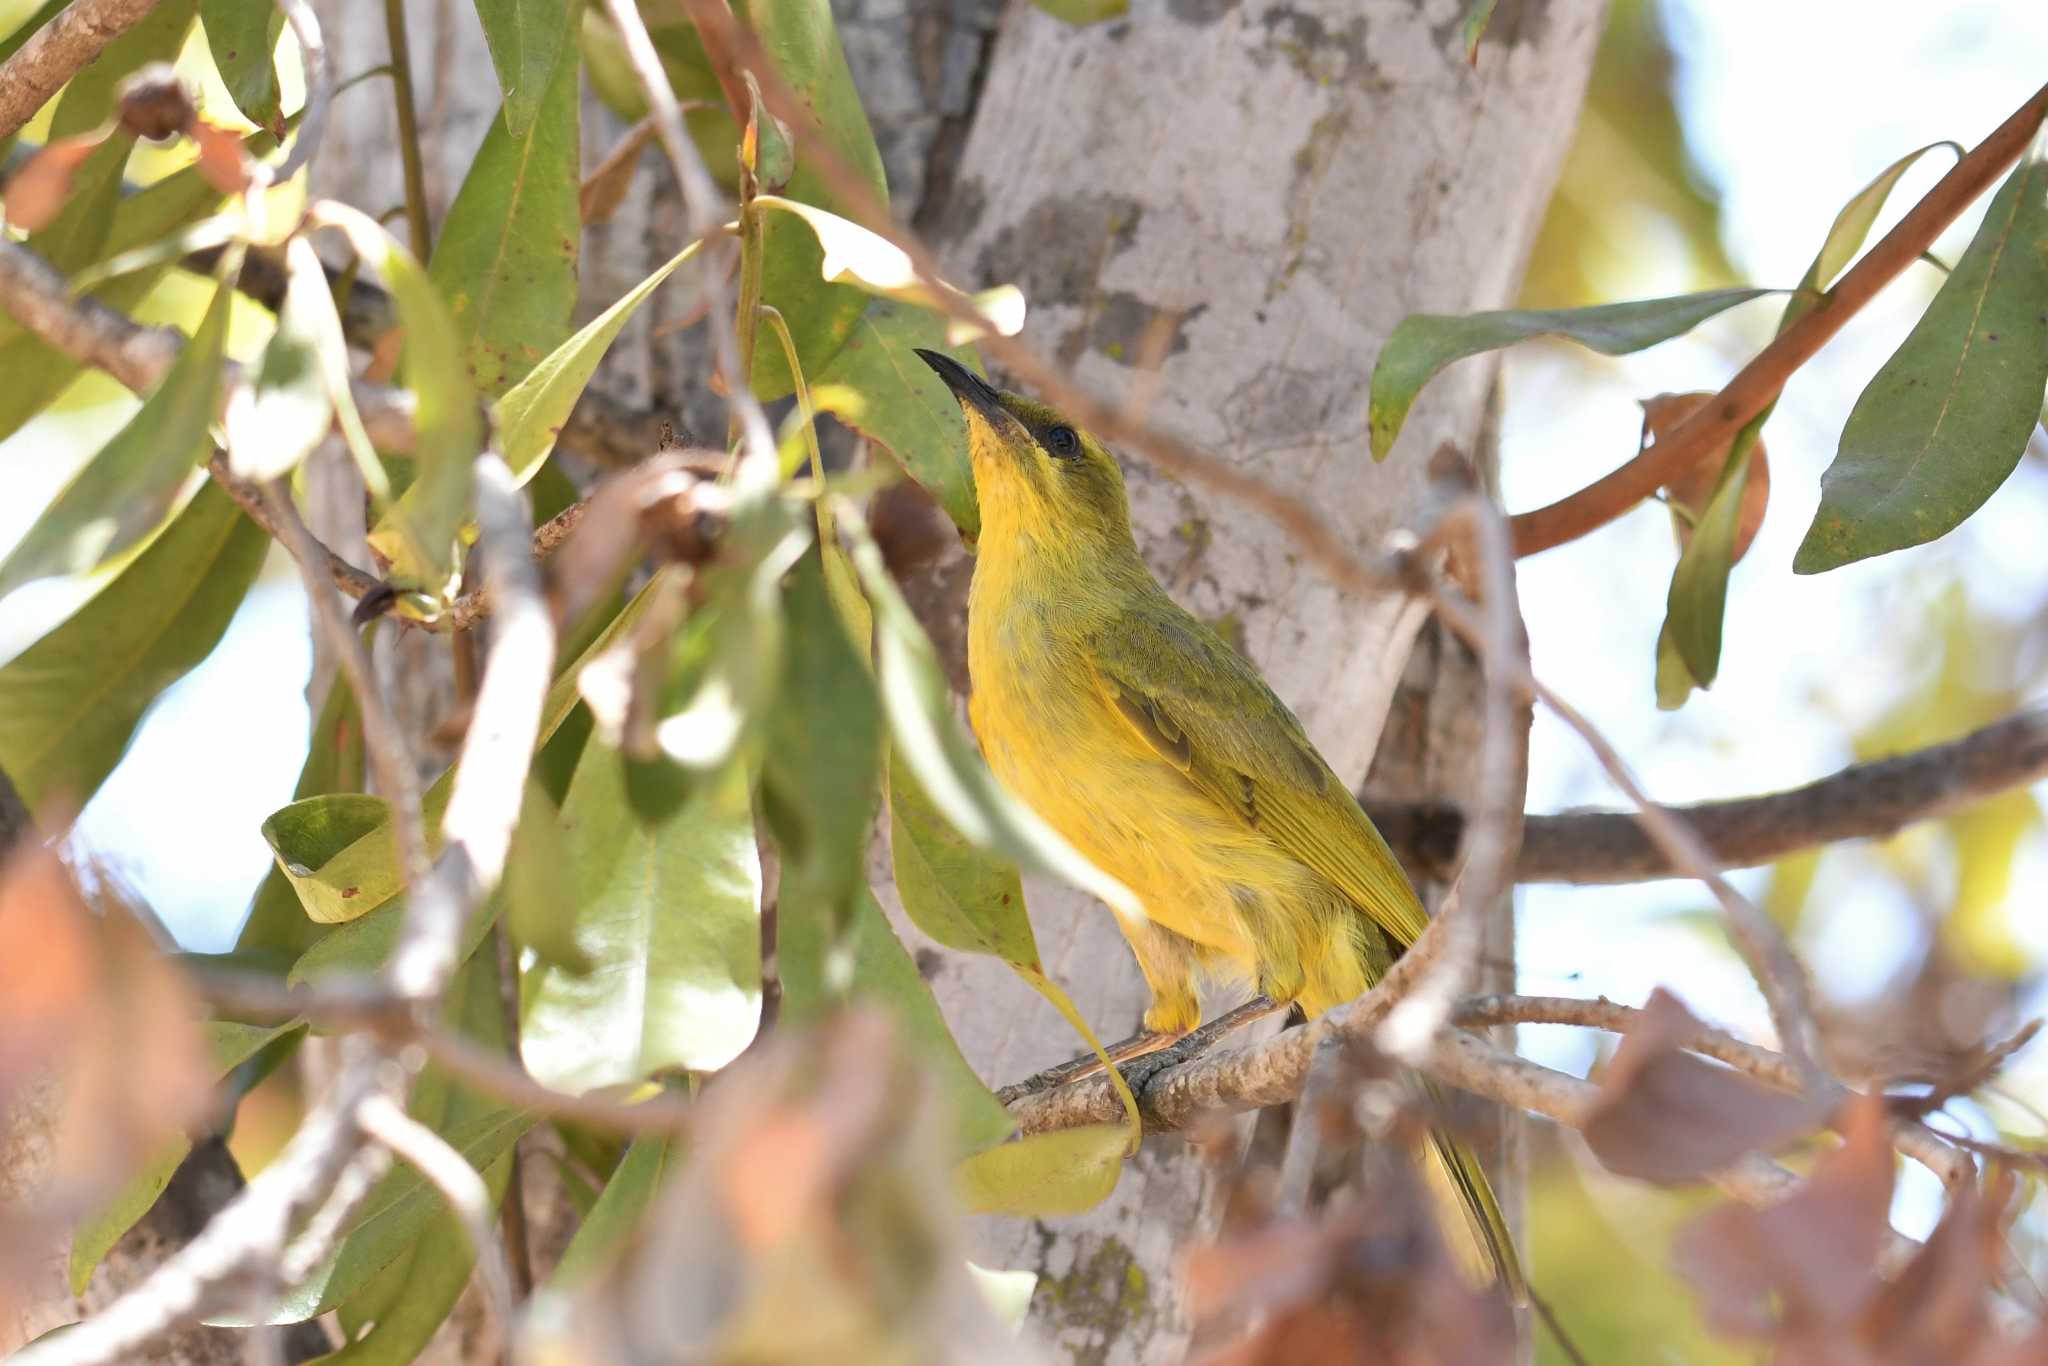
[1119,995,1286,1090]
[994,996,1287,1106]
[995,1028,1186,1105]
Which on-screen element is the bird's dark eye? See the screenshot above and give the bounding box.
[1045,424,1081,459]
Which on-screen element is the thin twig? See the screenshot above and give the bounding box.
[0,0,161,142]
[1507,80,2048,557]
[380,0,432,262]
[421,1029,697,1137]
[1368,707,2048,885]
[355,1093,517,1344]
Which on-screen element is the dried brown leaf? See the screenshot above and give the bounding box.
[2,135,109,232]
[1583,988,1832,1185]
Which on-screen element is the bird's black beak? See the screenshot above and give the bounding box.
[914,348,1007,426]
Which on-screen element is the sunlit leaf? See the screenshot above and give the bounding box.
[1027,0,1127,22]
[520,754,761,1092]
[236,675,365,963]
[504,779,588,972]
[474,0,578,137]
[494,237,708,484]
[954,1124,1127,1216]
[260,793,401,926]
[225,240,334,482]
[1794,156,2048,572]
[0,481,266,824]
[67,1020,301,1295]
[1367,288,1774,459]
[780,885,1014,1154]
[315,203,482,601]
[0,252,237,597]
[966,1262,1038,1333]
[811,299,979,537]
[888,756,1036,965]
[430,44,580,397]
[200,0,284,130]
[1941,789,2038,978]
[1801,142,1961,301]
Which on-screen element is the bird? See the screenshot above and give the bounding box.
[915,348,1519,1292]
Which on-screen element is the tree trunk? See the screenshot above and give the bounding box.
[899,1,1605,1357]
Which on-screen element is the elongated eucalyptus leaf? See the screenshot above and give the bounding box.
[1795,156,2048,572]
[955,1124,1127,1216]
[67,1020,303,1295]
[494,237,707,483]
[888,755,1037,965]
[736,0,889,398]
[430,46,579,397]
[549,1136,674,1286]
[812,300,980,537]
[316,203,481,601]
[226,239,334,482]
[199,0,284,129]
[0,481,266,824]
[0,254,237,597]
[1368,288,1775,459]
[520,755,762,1091]
[780,885,1014,1154]
[475,0,578,136]
[1803,143,1960,302]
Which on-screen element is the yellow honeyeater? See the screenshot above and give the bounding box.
[917,349,1519,1291]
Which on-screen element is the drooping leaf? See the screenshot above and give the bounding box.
[474,0,578,137]
[549,1135,674,1286]
[1026,0,1127,22]
[199,0,285,130]
[1801,143,1961,303]
[887,756,1038,966]
[811,299,979,537]
[0,480,266,824]
[1660,418,1764,693]
[954,1124,1127,1216]
[316,203,482,602]
[1794,156,2048,572]
[261,794,401,926]
[519,754,761,1092]
[236,674,365,962]
[225,238,334,482]
[67,1019,303,1295]
[759,544,881,930]
[0,253,238,597]
[753,196,1025,344]
[1458,0,1499,60]
[429,44,580,397]
[734,0,890,398]
[780,885,1014,1154]
[1367,288,1775,459]
[494,237,709,484]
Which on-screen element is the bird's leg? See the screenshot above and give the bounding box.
[1119,994,1288,1090]
[994,1027,1188,1105]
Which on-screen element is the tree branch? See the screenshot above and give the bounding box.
[1506,80,2048,557]
[1366,706,2048,885]
[0,0,161,142]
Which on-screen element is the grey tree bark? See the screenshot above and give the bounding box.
[892,1,1605,1359]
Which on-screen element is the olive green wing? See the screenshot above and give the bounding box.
[1085,604,1430,948]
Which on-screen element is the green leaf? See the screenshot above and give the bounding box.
[0,255,237,596]
[1660,419,1763,690]
[287,580,672,986]
[237,675,366,961]
[1652,619,1694,712]
[320,1207,476,1363]
[429,44,580,398]
[474,0,577,137]
[261,794,401,925]
[1801,143,1961,301]
[1458,0,1498,59]
[225,240,334,482]
[549,1135,674,1286]
[954,1124,1127,1217]
[317,203,482,601]
[1794,156,2048,573]
[780,885,1014,1154]
[0,0,67,64]
[494,237,708,484]
[68,1020,300,1294]
[503,779,588,972]
[200,0,284,130]
[888,755,1038,965]
[759,544,881,929]
[1367,288,1775,459]
[216,1108,534,1324]
[0,480,266,824]
[735,0,890,399]
[520,755,761,1091]
[1026,0,1128,22]
[811,299,979,537]
[753,196,1025,345]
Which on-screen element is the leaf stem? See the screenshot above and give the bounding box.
[381,0,432,263]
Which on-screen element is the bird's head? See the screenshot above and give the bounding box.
[916,349,1138,566]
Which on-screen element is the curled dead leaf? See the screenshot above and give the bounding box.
[1646,391,1771,562]
[2,134,110,232]
[1582,988,1833,1186]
